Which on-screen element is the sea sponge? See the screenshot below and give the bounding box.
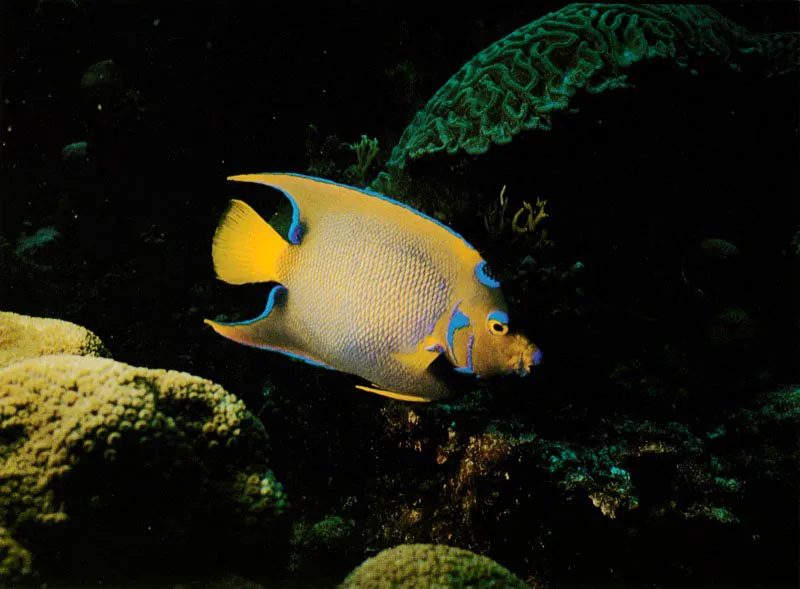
[0,311,109,369]
[338,543,530,588]
[0,354,286,582]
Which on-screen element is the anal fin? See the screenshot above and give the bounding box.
[355,384,431,403]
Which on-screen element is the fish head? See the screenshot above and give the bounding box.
[462,301,542,378]
[450,276,541,379]
[450,259,541,378]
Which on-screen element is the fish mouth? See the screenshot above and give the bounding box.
[516,343,542,376]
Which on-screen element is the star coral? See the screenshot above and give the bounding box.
[0,311,110,369]
[0,354,286,583]
[338,543,531,588]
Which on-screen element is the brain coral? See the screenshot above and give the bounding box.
[338,543,530,588]
[383,4,768,170]
[0,311,109,369]
[761,31,800,77]
[0,354,287,583]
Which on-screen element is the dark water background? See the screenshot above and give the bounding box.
[1,1,798,588]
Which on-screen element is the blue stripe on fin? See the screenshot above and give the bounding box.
[262,346,336,370]
[233,340,337,371]
[264,187,305,245]
[475,260,501,288]
[215,284,288,326]
[273,172,477,252]
[212,284,336,370]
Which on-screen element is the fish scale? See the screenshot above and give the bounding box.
[284,212,453,376]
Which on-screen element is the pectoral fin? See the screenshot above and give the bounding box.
[393,335,443,374]
[353,337,446,402]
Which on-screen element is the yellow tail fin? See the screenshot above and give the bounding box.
[211,199,288,285]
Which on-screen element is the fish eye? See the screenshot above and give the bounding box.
[486,310,509,336]
[488,320,508,335]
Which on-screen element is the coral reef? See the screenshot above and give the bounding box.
[0,527,32,585]
[4,2,796,587]
[304,126,383,187]
[761,31,800,77]
[382,5,769,171]
[80,59,122,95]
[721,386,799,488]
[329,382,797,587]
[289,514,364,578]
[338,543,530,589]
[0,353,287,583]
[0,311,110,369]
[347,135,380,186]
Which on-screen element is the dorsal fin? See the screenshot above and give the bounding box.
[227,173,481,264]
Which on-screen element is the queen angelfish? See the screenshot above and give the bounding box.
[205,173,542,402]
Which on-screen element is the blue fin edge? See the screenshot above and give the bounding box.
[257,343,336,370]
[262,172,476,252]
[215,284,287,327]
[269,187,305,245]
[213,284,335,370]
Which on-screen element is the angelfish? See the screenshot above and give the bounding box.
[205,173,542,402]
